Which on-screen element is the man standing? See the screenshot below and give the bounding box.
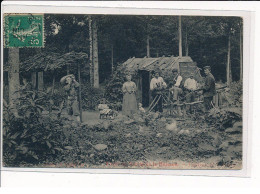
[202,66,216,112]
[150,69,167,112]
[184,74,197,113]
[60,74,80,121]
[169,69,183,103]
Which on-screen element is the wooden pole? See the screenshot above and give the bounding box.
[38,71,44,91]
[52,72,55,95]
[67,65,70,75]
[78,64,83,122]
[178,16,183,57]
[31,72,37,89]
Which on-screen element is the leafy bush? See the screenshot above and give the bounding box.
[81,83,105,110]
[2,88,65,166]
[206,107,242,131]
[104,69,138,110]
[228,81,242,106]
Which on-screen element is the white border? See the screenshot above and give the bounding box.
[0,1,254,182]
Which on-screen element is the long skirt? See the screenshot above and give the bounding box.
[122,93,137,116]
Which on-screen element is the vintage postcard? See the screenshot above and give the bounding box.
[1,3,252,177]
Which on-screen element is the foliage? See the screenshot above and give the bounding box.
[228,81,243,106]
[104,68,138,110]
[2,88,65,166]
[14,15,243,83]
[81,83,105,110]
[20,51,88,72]
[104,70,124,107]
[206,107,242,131]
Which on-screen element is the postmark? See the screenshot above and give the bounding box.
[4,14,44,48]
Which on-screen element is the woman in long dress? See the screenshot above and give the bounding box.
[122,74,138,116]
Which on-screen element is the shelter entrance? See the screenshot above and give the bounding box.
[139,70,150,107]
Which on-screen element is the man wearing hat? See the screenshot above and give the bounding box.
[60,74,80,121]
[184,73,198,113]
[169,68,183,103]
[202,66,216,111]
[150,69,167,112]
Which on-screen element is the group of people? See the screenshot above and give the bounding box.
[61,66,216,119]
[122,66,216,116]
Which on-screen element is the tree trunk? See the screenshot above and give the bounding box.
[226,34,231,86]
[93,19,99,88]
[178,16,182,57]
[185,26,189,56]
[88,16,94,86]
[111,44,114,76]
[8,48,20,113]
[147,35,150,57]
[78,64,82,122]
[38,71,44,91]
[240,23,243,82]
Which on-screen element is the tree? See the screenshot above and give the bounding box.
[185,26,189,56]
[92,19,99,88]
[88,16,94,86]
[8,48,20,116]
[227,31,231,86]
[178,16,182,57]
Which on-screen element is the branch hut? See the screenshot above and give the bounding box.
[121,56,202,107]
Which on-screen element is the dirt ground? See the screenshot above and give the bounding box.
[82,111,100,125]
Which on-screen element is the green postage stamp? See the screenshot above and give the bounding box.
[4,14,44,48]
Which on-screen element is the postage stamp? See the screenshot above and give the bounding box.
[3,14,44,48]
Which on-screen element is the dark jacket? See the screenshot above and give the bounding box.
[203,73,216,97]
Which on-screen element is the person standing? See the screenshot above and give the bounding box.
[184,74,198,113]
[169,69,183,102]
[202,66,216,111]
[150,70,167,112]
[60,74,80,121]
[122,73,138,116]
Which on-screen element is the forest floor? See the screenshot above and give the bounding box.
[39,107,242,170]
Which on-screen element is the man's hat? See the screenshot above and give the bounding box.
[60,74,75,84]
[125,71,133,76]
[172,68,178,73]
[204,66,211,71]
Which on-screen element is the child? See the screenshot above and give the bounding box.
[98,98,117,119]
[138,103,146,113]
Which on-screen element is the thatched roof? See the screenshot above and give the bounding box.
[121,56,193,72]
[4,51,88,72]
